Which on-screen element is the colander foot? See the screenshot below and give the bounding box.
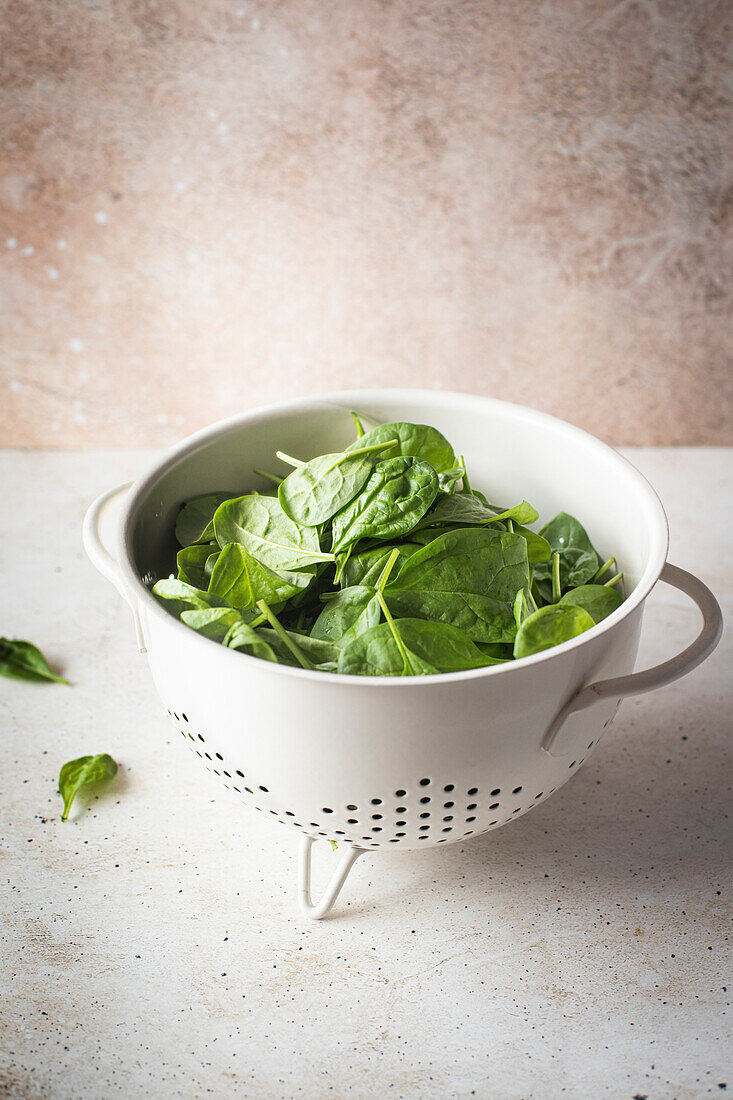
[297,835,365,919]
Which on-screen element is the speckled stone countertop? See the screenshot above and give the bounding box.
[2,448,730,1100]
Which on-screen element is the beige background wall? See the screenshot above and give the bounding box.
[1,0,731,448]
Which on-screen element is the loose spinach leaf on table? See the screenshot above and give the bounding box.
[175,493,231,547]
[346,421,456,473]
[513,604,595,659]
[557,584,622,623]
[278,438,397,526]
[0,638,68,684]
[214,495,333,570]
[383,527,530,642]
[331,457,439,556]
[59,753,118,821]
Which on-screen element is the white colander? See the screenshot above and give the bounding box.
[83,391,722,918]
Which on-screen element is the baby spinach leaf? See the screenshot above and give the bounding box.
[256,628,340,670]
[437,468,464,494]
[175,493,231,547]
[59,753,118,821]
[180,607,245,640]
[208,544,310,612]
[339,618,503,676]
[416,494,538,531]
[153,578,227,617]
[311,586,381,647]
[331,457,439,555]
[0,638,68,684]
[278,438,397,526]
[223,621,279,662]
[512,523,551,565]
[513,604,595,659]
[346,421,456,473]
[533,512,600,600]
[558,584,623,624]
[214,495,334,569]
[339,542,422,588]
[177,542,218,588]
[384,528,530,642]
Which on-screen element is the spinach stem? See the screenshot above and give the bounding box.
[592,556,615,583]
[376,591,414,675]
[343,438,398,460]
[551,551,562,603]
[253,467,283,485]
[255,600,315,669]
[275,451,306,468]
[375,547,401,593]
[603,572,624,589]
[350,411,365,438]
[506,518,515,533]
[459,455,473,495]
[248,612,266,629]
[527,584,539,613]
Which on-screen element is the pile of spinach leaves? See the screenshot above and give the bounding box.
[152,415,624,676]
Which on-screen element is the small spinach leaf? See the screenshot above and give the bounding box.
[346,421,456,473]
[533,512,600,599]
[278,439,397,526]
[223,621,279,661]
[180,607,244,640]
[311,586,381,647]
[59,753,118,821]
[0,638,68,684]
[208,544,311,611]
[513,604,595,659]
[175,493,231,547]
[558,584,623,623]
[214,495,333,569]
[331,456,438,556]
[177,542,218,588]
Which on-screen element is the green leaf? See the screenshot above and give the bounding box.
[513,604,595,659]
[59,753,118,821]
[223,621,279,662]
[180,607,244,640]
[558,584,623,624]
[214,495,334,569]
[416,494,538,531]
[176,542,218,588]
[0,638,68,684]
[208,544,311,612]
[339,542,422,588]
[175,493,232,547]
[311,586,381,647]
[278,439,397,526]
[339,618,503,676]
[533,512,600,600]
[152,578,227,617]
[257,627,340,670]
[437,468,464,494]
[346,421,456,473]
[384,527,530,642]
[331,457,439,555]
[512,524,551,565]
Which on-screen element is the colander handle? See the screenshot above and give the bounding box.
[542,563,723,756]
[297,836,364,919]
[83,483,147,654]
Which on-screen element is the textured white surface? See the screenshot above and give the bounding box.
[1,447,730,1099]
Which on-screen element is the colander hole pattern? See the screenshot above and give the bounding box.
[167,709,623,849]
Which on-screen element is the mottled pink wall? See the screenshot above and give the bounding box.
[1,0,731,447]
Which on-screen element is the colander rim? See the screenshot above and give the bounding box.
[117,388,670,686]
